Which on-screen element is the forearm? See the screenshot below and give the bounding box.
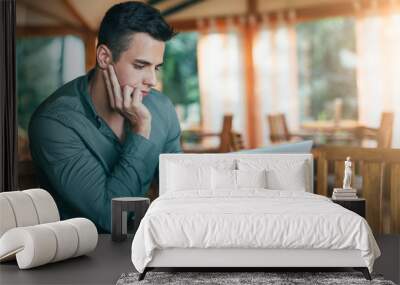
[30,124,158,233]
[76,133,158,232]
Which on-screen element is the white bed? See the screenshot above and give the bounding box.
[131,154,380,280]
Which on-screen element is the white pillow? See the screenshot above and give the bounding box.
[266,166,306,191]
[211,169,268,190]
[167,162,211,191]
[237,169,267,188]
[211,168,236,190]
[237,159,308,191]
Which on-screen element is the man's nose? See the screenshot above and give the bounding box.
[144,69,156,87]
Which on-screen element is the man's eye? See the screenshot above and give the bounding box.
[133,64,145,69]
[155,66,162,71]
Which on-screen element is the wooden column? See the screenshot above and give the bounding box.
[241,0,260,148]
[242,23,258,149]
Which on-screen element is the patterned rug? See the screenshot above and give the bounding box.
[116,271,396,285]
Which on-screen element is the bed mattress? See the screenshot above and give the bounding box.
[131,190,380,273]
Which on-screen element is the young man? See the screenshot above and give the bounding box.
[29,1,181,233]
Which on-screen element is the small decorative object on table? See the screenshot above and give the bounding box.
[111,197,149,242]
[332,157,358,200]
[331,157,365,217]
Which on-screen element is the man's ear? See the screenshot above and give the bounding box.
[96,44,113,70]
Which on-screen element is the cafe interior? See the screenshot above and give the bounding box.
[7,0,400,263]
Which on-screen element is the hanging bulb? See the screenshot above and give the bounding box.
[196,18,205,30]
[353,0,362,12]
[277,11,285,27]
[209,18,217,33]
[226,17,234,28]
[370,0,379,11]
[239,15,247,26]
[249,15,257,27]
[262,14,270,29]
[288,9,296,23]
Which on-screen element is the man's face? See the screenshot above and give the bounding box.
[113,32,165,97]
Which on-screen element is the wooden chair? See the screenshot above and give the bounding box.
[355,112,394,148]
[267,114,291,143]
[230,132,245,151]
[314,146,400,234]
[267,113,311,143]
[182,115,234,153]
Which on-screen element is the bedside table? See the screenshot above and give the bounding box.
[111,197,150,242]
[331,198,365,218]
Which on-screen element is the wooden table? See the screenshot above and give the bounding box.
[301,120,362,133]
[301,120,364,145]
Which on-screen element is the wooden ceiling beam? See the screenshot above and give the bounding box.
[16,26,92,38]
[17,0,89,33]
[162,0,204,17]
[168,0,398,32]
[63,0,93,32]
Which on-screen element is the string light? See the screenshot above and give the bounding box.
[226,16,234,28]
[248,14,257,27]
[209,18,217,32]
[353,0,362,12]
[262,14,270,29]
[239,15,247,26]
[277,11,285,27]
[196,18,205,30]
[370,0,379,11]
[288,9,296,23]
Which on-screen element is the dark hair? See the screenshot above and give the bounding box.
[97,1,176,61]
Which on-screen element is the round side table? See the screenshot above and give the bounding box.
[111,197,149,242]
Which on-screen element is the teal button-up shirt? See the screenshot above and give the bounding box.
[28,70,181,233]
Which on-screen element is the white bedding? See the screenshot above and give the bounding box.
[131,190,380,273]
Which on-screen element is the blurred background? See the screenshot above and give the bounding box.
[16,0,400,160]
[12,0,400,245]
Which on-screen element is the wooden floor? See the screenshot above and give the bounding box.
[374,235,400,284]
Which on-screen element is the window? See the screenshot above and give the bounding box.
[297,18,358,122]
[17,36,85,161]
[161,32,200,129]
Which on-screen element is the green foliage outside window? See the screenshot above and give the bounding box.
[17,35,85,132]
[17,37,64,131]
[297,17,358,122]
[161,32,200,123]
